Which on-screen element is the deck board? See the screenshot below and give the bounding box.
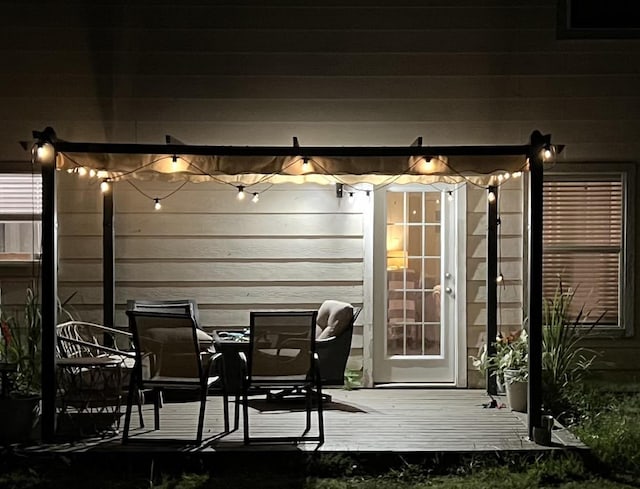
[30,389,585,453]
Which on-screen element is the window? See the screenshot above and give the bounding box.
[543,166,634,334]
[0,174,42,262]
[558,0,640,39]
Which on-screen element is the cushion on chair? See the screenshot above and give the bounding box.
[145,327,213,352]
[316,300,353,340]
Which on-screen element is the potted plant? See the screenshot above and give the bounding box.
[542,280,601,417]
[471,328,529,412]
[0,288,42,444]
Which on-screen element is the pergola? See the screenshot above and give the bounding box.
[31,127,551,443]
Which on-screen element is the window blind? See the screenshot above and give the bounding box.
[0,174,42,219]
[543,178,622,327]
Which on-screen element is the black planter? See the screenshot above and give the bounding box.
[0,395,41,445]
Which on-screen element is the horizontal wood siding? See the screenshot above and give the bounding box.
[56,174,365,363]
[1,0,639,381]
[466,178,525,388]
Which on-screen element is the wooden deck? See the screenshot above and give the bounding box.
[30,389,584,454]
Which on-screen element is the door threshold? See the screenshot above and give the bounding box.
[375,383,457,388]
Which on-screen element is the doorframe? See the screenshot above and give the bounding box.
[367,184,467,387]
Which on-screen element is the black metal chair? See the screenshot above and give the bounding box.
[241,310,324,445]
[122,304,229,444]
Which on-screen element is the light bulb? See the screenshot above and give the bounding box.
[252,192,259,203]
[154,199,161,210]
[66,168,74,174]
[496,273,504,284]
[513,171,522,178]
[171,155,179,170]
[488,191,496,203]
[497,174,504,183]
[302,157,309,168]
[348,192,355,203]
[100,180,110,193]
[89,169,96,178]
[97,170,108,179]
[237,186,245,200]
[447,191,453,202]
[423,158,435,173]
[503,172,511,180]
[77,167,88,177]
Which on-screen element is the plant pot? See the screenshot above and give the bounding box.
[503,369,528,413]
[0,395,41,445]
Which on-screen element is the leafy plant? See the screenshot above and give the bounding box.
[0,288,75,397]
[542,280,602,414]
[471,329,529,384]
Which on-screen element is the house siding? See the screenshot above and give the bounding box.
[1,1,640,383]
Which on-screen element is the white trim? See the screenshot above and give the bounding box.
[361,183,375,387]
[455,184,468,387]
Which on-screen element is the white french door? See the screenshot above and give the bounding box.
[373,185,465,384]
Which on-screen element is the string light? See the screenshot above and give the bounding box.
[302,157,309,169]
[77,167,87,177]
[171,155,179,171]
[348,192,355,203]
[251,192,259,203]
[496,273,504,284]
[97,170,108,179]
[88,169,96,178]
[513,171,522,178]
[447,191,453,202]
[100,180,110,193]
[487,190,496,203]
[422,158,436,173]
[237,185,246,200]
[154,198,162,210]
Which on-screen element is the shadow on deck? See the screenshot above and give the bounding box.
[21,389,584,458]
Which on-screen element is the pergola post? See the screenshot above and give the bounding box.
[38,137,58,442]
[527,130,546,439]
[103,186,115,335]
[486,185,498,395]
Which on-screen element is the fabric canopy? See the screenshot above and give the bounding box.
[57,152,529,186]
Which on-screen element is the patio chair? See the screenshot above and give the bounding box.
[122,305,229,444]
[56,321,144,429]
[242,310,324,444]
[316,301,362,386]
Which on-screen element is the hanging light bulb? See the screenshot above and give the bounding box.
[100,180,110,193]
[237,185,246,200]
[77,167,88,177]
[422,158,436,173]
[365,190,371,199]
[513,171,522,179]
[252,192,259,203]
[503,172,511,181]
[302,156,309,169]
[88,169,97,178]
[348,192,355,203]
[154,198,162,210]
[447,191,453,202]
[496,273,504,284]
[542,144,556,162]
[97,170,108,179]
[66,168,74,174]
[497,174,504,183]
[171,155,179,171]
[487,190,496,203]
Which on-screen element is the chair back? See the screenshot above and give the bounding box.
[126,305,203,383]
[126,299,200,326]
[248,311,318,383]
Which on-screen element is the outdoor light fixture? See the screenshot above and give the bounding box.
[487,190,496,203]
[100,180,110,193]
[154,198,162,210]
[237,185,246,200]
[542,144,556,162]
[32,141,55,165]
[252,192,259,203]
[422,157,436,173]
[496,273,504,284]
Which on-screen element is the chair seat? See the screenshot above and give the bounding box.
[146,375,220,387]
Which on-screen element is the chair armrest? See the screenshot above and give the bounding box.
[57,336,136,358]
[57,321,133,338]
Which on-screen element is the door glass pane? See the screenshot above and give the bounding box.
[386,190,443,356]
